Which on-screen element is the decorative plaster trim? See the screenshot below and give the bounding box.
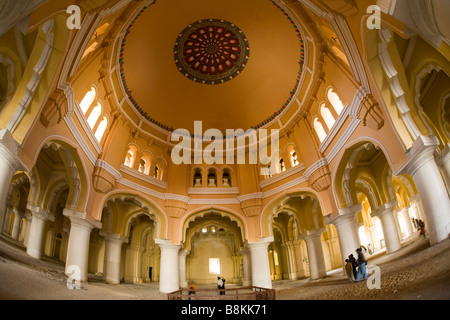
[319,105,350,153]
[95,159,122,180]
[120,164,167,190]
[0,54,15,111]
[188,187,240,195]
[73,101,102,154]
[7,19,54,132]
[63,115,97,165]
[378,27,421,140]
[259,161,306,188]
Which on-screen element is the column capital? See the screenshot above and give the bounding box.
[328,203,362,227]
[372,200,398,218]
[63,209,102,231]
[0,129,24,172]
[100,231,126,244]
[155,238,181,251]
[178,248,190,257]
[397,135,439,176]
[247,237,274,250]
[27,203,54,222]
[302,228,326,241]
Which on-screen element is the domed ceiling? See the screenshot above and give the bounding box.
[120,0,304,133]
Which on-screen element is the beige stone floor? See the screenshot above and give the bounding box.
[0,232,449,300]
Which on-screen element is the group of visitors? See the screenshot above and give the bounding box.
[345,246,368,282]
[186,276,226,300]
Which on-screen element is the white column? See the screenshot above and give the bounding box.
[11,209,23,240]
[64,209,101,282]
[248,237,273,289]
[24,210,32,247]
[400,136,450,244]
[329,204,361,268]
[437,143,450,194]
[155,239,180,293]
[178,249,189,288]
[101,232,125,284]
[303,228,327,280]
[0,130,23,232]
[400,207,414,237]
[26,205,53,259]
[372,201,401,254]
[240,247,252,286]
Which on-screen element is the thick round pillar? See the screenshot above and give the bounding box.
[401,136,450,244]
[26,207,50,259]
[303,229,327,280]
[178,249,189,288]
[0,130,23,232]
[64,210,100,282]
[248,237,273,289]
[437,143,450,193]
[331,204,361,267]
[156,239,180,293]
[373,201,401,254]
[101,232,125,284]
[399,207,414,237]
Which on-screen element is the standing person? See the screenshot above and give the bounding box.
[349,254,358,281]
[345,259,354,282]
[217,276,223,295]
[221,277,226,295]
[419,220,426,239]
[414,218,420,231]
[188,282,196,300]
[356,247,368,281]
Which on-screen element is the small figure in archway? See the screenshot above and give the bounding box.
[419,220,426,239]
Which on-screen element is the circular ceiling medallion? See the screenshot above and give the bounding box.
[174,19,250,85]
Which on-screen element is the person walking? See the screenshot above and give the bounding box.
[356,247,368,281]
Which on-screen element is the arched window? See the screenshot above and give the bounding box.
[80,87,96,114]
[138,154,152,175]
[94,116,108,142]
[222,169,231,187]
[320,104,336,130]
[291,151,299,167]
[124,145,138,168]
[87,102,102,129]
[154,165,160,180]
[207,170,217,187]
[193,168,202,187]
[327,88,344,115]
[279,158,286,173]
[314,117,327,143]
